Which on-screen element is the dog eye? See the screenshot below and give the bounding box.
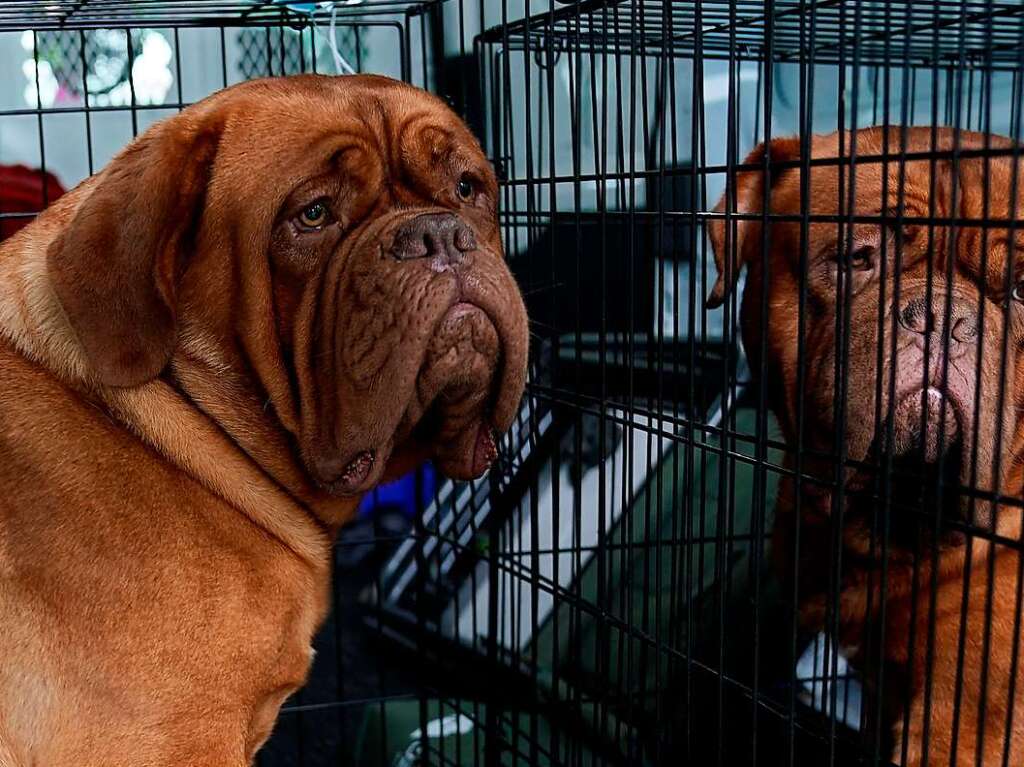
[456,174,474,201]
[298,201,330,229]
[843,246,874,271]
[1012,280,1024,303]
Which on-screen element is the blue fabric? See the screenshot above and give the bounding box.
[358,463,436,517]
[269,1,334,13]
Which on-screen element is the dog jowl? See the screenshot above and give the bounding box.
[708,126,1024,765]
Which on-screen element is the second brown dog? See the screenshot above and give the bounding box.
[709,126,1024,765]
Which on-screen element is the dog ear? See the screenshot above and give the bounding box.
[706,137,801,309]
[47,110,224,387]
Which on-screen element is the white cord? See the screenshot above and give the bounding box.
[325,3,357,75]
[272,1,358,75]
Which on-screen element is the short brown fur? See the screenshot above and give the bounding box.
[0,75,528,765]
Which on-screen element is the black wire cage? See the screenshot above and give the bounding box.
[5,1,1024,766]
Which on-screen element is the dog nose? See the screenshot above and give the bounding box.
[898,299,936,336]
[898,296,978,344]
[390,212,477,265]
[950,314,978,343]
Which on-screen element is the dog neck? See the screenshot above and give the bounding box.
[0,192,337,570]
[170,329,362,532]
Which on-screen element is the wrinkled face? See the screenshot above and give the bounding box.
[250,81,528,495]
[712,127,1024,548]
[44,75,528,509]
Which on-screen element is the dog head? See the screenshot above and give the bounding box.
[708,127,1024,546]
[43,75,528,500]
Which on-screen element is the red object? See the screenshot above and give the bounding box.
[0,164,65,242]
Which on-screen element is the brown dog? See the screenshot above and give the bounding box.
[0,75,528,766]
[709,127,1024,765]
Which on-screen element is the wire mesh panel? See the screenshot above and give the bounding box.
[469,2,1024,766]
[0,1,453,213]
